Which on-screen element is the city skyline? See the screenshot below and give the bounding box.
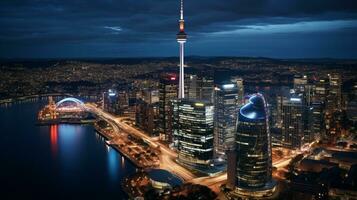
[0,1,356,200]
[1,0,357,59]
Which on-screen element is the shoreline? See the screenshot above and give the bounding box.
[36,119,95,126]
[93,125,146,169]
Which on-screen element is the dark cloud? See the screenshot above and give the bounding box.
[0,0,357,58]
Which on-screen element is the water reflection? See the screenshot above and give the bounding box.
[122,156,125,169]
[107,146,119,182]
[50,125,58,156]
[58,125,83,171]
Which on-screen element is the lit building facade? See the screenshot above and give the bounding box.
[136,99,159,136]
[118,90,129,110]
[158,73,178,142]
[347,100,357,126]
[103,89,120,115]
[312,101,325,140]
[231,76,245,107]
[294,75,315,106]
[140,89,159,104]
[281,95,305,149]
[214,83,238,157]
[185,71,215,103]
[234,94,276,197]
[313,78,329,105]
[173,99,214,167]
[327,73,342,112]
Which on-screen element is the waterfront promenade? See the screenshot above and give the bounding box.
[85,103,197,181]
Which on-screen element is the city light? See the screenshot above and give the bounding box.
[1,0,355,199]
[290,97,302,102]
[222,84,235,89]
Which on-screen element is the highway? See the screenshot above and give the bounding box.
[85,103,196,181]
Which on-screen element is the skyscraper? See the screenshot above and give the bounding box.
[312,101,325,140]
[293,75,308,93]
[233,94,276,197]
[281,95,305,149]
[280,86,316,148]
[231,76,245,107]
[214,83,238,157]
[136,99,160,137]
[294,75,314,106]
[312,77,329,140]
[327,73,342,112]
[159,73,178,142]
[103,89,120,115]
[173,99,214,168]
[313,78,329,104]
[185,70,215,103]
[177,0,187,99]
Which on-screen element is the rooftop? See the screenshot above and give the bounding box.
[147,169,183,187]
[239,94,266,121]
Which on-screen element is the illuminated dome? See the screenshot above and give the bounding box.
[147,169,183,190]
[239,94,266,121]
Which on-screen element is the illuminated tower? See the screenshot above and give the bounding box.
[177,0,187,99]
[233,94,276,198]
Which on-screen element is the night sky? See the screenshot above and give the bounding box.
[1,0,357,59]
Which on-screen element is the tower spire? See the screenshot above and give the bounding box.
[177,0,187,99]
[180,0,184,20]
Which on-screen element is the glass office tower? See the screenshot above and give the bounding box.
[173,99,214,167]
[234,94,276,197]
[214,83,238,157]
[158,73,178,142]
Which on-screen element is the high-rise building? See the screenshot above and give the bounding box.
[185,71,215,103]
[313,78,329,105]
[303,106,314,143]
[347,100,357,126]
[136,99,159,136]
[177,0,187,99]
[233,94,276,197]
[159,73,178,142]
[186,74,198,100]
[281,95,305,149]
[327,73,342,112]
[123,89,137,118]
[173,99,214,167]
[294,75,308,93]
[103,89,120,115]
[214,83,238,157]
[231,76,244,107]
[312,101,325,140]
[226,149,237,189]
[311,77,330,140]
[140,89,159,104]
[118,91,129,107]
[294,75,314,106]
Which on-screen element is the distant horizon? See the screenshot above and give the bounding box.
[1,55,357,62]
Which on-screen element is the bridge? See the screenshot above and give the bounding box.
[55,97,86,113]
[38,97,88,121]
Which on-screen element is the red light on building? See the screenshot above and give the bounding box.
[170,77,176,80]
